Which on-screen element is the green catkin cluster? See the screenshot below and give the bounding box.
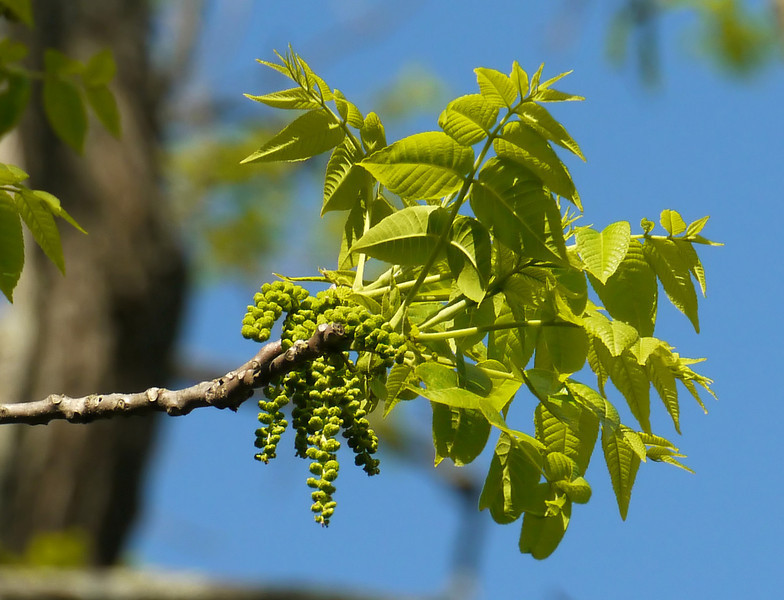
[244,281,407,526]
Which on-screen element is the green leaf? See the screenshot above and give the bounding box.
[83,49,116,86]
[350,205,444,265]
[0,162,28,185]
[535,402,598,475]
[29,189,86,234]
[432,404,490,466]
[685,215,710,238]
[533,88,585,103]
[602,427,641,520]
[471,158,567,263]
[646,347,681,433]
[416,362,483,409]
[555,476,592,504]
[588,239,657,336]
[43,76,87,153]
[244,87,321,110]
[85,85,121,137]
[494,121,580,208]
[583,312,639,357]
[540,325,588,374]
[241,110,344,164]
[448,216,491,302]
[322,139,368,215]
[479,433,546,524]
[575,222,630,284]
[515,102,585,160]
[0,73,30,137]
[0,192,23,302]
[333,89,364,127]
[360,112,386,154]
[519,499,571,559]
[359,131,473,201]
[609,352,651,432]
[643,238,700,333]
[510,61,529,99]
[674,239,707,296]
[438,94,498,146]
[14,189,64,273]
[474,67,517,108]
[0,0,33,26]
[383,363,414,416]
[565,380,621,433]
[660,209,686,236]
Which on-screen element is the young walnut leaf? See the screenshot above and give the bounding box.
[588,239,657,337]
[0,192,23,302]
[350,205,445,265]
[575,221,631,284]
[322,139,368,215]
[474,67,517,108]
[515,102,585,161]
[494,121,580,208]
[438,94,498,146]
[244,87,322,110]
[358,132,473,200]
[643,238,700,332]
[241,110,344,164]
[519,500,571,559]
[602,427,641,520]
[14,189,65,273]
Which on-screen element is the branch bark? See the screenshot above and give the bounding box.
[0,324,347,426]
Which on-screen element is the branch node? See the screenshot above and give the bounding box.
[49,395,62,406]
[146,388,162,403]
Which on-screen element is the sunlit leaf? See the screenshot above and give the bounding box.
[602,427,641,520]
[519,498,571,559]
[14,189,64,273]
[575,222,630,284]
[438,94,498,146]
[432,403,490,466]
[515,102,585,160]
[244,87,322,110]
[474,67,517,108]
[644,238,700,332]
[583,312,639,357]
[350,205,444,265]
[588,239,657,336]
[322,138,368,215]
[495,121,580,207]
[609,352,651,432]
[333,89,364,127]
[241,110,344,164]
[660,209,686,236]
[471,158,567,263]
[359,131,473,200]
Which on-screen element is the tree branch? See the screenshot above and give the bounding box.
[0,323,347,426]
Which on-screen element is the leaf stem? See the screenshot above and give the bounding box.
[414,319,579,341]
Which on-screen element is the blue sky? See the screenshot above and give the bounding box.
[129,2,784,599]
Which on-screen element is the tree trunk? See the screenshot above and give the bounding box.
[0,0,186,565]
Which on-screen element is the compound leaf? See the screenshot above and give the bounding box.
[244,87,321,110]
